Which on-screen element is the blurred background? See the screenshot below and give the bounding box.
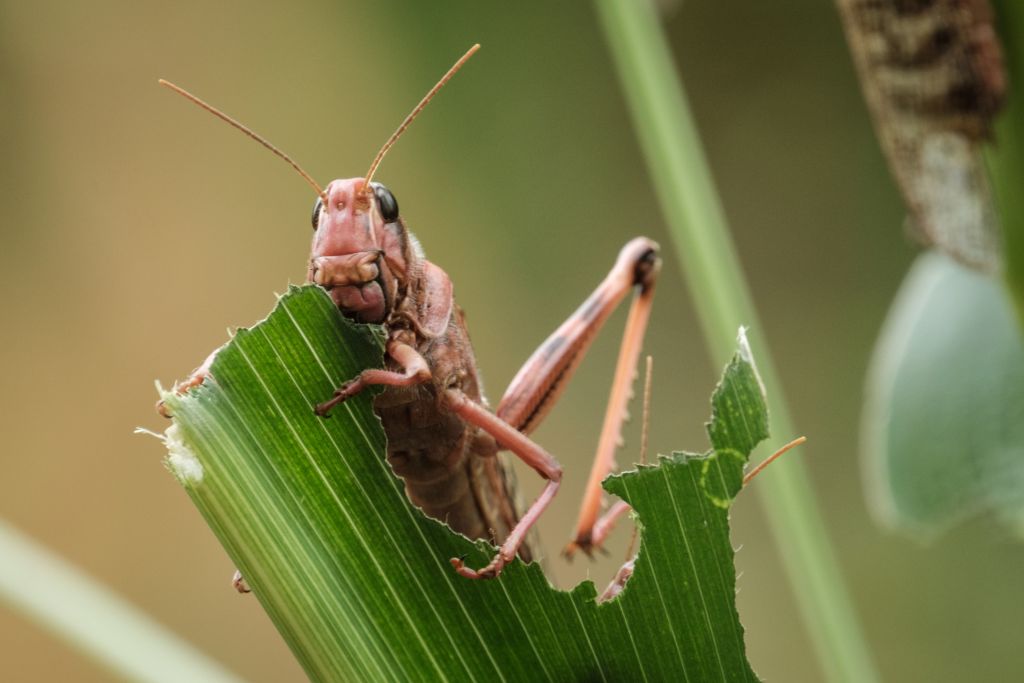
[2,1,1022,681]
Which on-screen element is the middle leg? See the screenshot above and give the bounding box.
[445,388,562,579]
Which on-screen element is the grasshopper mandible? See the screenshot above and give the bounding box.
[160,45,660,580]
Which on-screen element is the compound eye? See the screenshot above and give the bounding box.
[371,182,399,222]
[311,196,323,231]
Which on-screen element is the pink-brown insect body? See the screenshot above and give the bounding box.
[159,48,659,580]
[309,177,524,555]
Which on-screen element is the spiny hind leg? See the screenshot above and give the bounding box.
[491,238,660,557]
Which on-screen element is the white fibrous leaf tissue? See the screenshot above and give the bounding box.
[163,422,204,485]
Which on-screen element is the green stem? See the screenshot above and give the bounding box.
[989,0,1024,327]
[593,2,880,682]
[0,518,246,683]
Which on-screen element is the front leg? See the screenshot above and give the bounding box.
[315,339,431,416]
[156,346,223,418]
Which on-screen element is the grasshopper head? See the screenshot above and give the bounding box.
[160,47,478,327]
[306,44,479,324]
[308,177,414,324]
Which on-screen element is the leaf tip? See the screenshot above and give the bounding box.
[736,325,752,361]
[736,326,766,399]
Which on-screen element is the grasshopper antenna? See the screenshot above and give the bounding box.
[743,436,807,486]
[158,79,326,203]
[362,43,481,190]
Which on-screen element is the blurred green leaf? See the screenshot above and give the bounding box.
[160,285,770,682]
[0,519,246,683]
[862,252,1024,538]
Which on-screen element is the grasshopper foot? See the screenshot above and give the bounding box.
[156,370,211,418]
[598,559,635,602]
[449,550,512,580]
[562,534,608,562]
[564,499,629,560]
[157,349,220,418]
[314,379,359,417]
[231,570,251,594]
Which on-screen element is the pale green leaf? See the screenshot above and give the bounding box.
[862,252,1024,538]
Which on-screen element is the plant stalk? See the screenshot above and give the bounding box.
[593,2,881,681]
[989,0,1024,327]
[0,518,246,683]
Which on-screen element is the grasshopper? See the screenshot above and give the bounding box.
[161,45,660,580]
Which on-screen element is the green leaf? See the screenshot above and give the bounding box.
[160,285,770,682]
[861,252,1024,538]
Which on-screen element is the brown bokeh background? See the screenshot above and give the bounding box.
[2,1,1022,681]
